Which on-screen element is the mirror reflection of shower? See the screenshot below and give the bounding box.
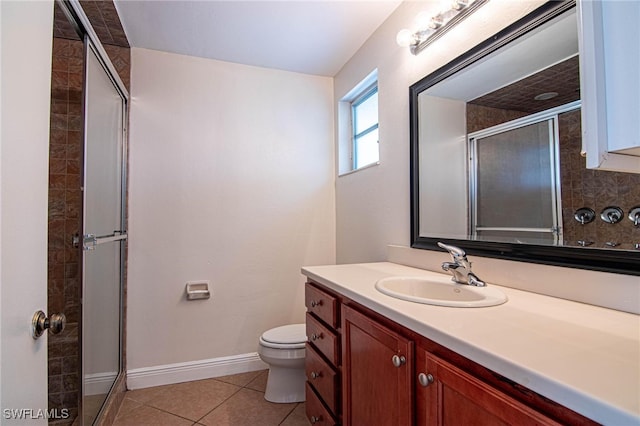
[467,104,579,245]
[416,6,640,250]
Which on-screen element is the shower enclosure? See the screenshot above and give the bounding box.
[48,1,128,424]
[467,103,579,244]
[79,38,128,424]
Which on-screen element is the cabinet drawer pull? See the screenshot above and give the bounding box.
[310,371,322,379]
[391,354,406,367]
[418,372,434,387]
[310,415,322,424]
[310,299,323,308]
[311,332,323,341]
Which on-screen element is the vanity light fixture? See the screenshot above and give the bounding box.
[397,0,489,55]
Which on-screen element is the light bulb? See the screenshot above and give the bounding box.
[396,29,415,47]
[452,0,469,10]
[429,15,444,29]
[414,11,432,30]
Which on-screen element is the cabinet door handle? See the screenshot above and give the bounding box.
[418,372,434,387]
[311,332,323,341]
[310,415,322,424]
[391,354,406,367]
[310,371,322,379]
[310,299,323,308]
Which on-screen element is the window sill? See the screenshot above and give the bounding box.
[338,161,380,177]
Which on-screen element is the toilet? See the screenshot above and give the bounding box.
[258,323,307,403]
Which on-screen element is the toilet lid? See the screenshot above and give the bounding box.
[261,324,306,345]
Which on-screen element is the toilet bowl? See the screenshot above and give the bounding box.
[257,323,306,403]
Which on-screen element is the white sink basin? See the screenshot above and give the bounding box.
[375,275,508,308]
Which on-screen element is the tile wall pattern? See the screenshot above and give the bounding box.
[559,110,640,249]
[48,36,85,425]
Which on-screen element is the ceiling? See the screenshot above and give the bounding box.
[470,56,580,114]
[113,0,402,77]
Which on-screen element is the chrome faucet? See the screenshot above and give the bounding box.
[438,242,486,287]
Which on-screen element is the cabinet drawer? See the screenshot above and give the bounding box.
[306,312,339,365]
[306,282,338,328]
[306,382,337,426]
[306,343,338,414]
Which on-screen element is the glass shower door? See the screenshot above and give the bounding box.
[81,39,127,424]
[469,117,561,244]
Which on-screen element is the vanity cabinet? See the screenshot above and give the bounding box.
[578,0,640,173]
[305,282,341,425]
[342,305,413,426]
[305,279,598,426]
[416,348,560,426]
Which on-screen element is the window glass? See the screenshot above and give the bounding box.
[354,90,378,134]
[355,128,379,169]
[352,86,379,169]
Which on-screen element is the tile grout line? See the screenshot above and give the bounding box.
[117,397,197,424]
[193,379,247,425]
[118,379,246,425]
[278,402,302,426]
[116,370,274,425]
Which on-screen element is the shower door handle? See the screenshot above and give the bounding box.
[83,231,127,250]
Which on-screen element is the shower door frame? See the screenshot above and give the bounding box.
[56,0,129,423]
[80,36,128,424]
[467,101,581,244]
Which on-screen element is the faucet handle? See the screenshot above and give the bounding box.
[437,242,466,259]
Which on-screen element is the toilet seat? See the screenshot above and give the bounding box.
[259,324,306,349]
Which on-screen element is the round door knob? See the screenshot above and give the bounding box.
[310,300,322,308]
[311,333,323,341]
[31,310,66,339]
[310,371,321,379]
[391,354,406,368]
[418,372,434,387]
[310,415,322,424]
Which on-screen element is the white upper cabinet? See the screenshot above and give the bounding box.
[578,0,640,173]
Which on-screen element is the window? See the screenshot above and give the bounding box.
[351,84,379,169]
[338,70,379,176]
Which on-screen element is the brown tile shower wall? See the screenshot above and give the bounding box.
[559,110,640,249]
[48,37,84,425]
[466,104,527,133]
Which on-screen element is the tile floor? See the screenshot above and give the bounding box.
[114,370,310,426]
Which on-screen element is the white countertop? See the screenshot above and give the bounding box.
[301,262,640,426]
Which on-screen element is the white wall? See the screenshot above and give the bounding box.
[419,95,467,237]
[335,0,546,263]
[127,48,335,371]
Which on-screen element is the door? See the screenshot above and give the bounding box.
[342,305,413,426]
[81,40,127,424]
[468,108,568,244]
[1,1,54,424]
[416,348,559,425]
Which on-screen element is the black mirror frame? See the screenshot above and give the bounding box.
[409,0,640,276]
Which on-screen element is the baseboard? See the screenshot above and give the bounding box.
[85,371,119,396]
[126,352,268,390]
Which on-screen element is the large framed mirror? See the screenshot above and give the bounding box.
[410,0,640,275]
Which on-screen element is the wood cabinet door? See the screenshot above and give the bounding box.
[416,347,560,426]
[342,305,414,426]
